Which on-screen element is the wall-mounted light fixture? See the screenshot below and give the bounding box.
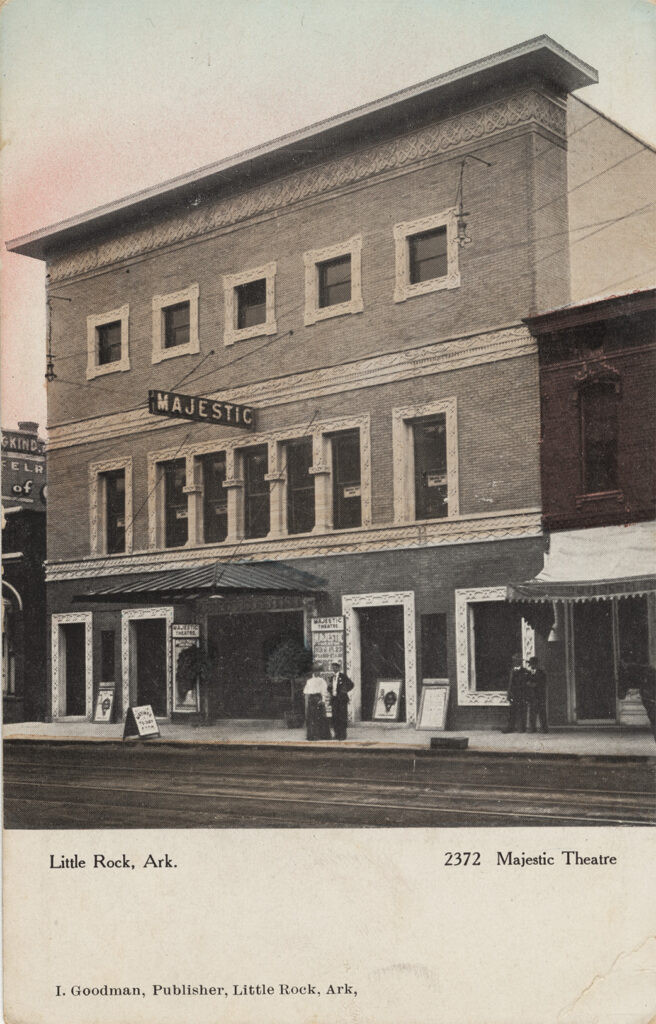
[455,154,493,248]
[45,294,72,381]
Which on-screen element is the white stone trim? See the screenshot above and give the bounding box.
[48,326,535,450]
[147,413,371,549]
[86,304,130,379]
[342,591,417,724]
[88,457,133,555]
[393,397,458,523]
[303,235,363,326]
[455,586,535,706]
[47,508,542,581]
[47,91,566,285]
[394,209,460,302]
[51,611,93,720]
[223,262,277,346]
[121,606,174,719]
[151,283,200,363]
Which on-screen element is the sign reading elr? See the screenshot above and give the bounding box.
[148,389,255,430]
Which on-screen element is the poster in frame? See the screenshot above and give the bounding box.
[372,679,403,721]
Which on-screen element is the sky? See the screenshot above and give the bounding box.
[1,0,655,431]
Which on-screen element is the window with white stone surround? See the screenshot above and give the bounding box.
[152,283,199,363]
[86,305,130,379]
[304,236,363,326]
[455,587,535,707]
[392,398,458,523]
[223,263,277,346]
[89,457,133,555]
[393,210,460,302]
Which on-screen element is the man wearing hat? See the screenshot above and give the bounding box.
[327,661,354,740]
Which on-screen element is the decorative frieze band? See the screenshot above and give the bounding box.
[47,325,536,451]
[45,508,542,582]
[47,91,565,285]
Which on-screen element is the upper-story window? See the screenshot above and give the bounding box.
[103,468,126,553]
[163,459,188,548]
[394,211,459,302]
[201,452,228,544]
[223,263,277,346]
[392,399,458,524]
[242,445,270,539]
[89,458,133,556]
[86,305,130,379]
[285,438,315,535]
[331,429,361,530]
[152,284,200,363]
[304,236,363,325]
[580,382,620,494]
[413,415,448,520]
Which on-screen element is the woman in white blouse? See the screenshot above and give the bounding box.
[303,667,330,740]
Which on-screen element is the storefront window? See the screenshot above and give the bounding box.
[332,430,361,529]
[243,446,270,539]
[163,459,188,548]
[201,453,228,543]
[472,601,522,691]
[286,438,315,535]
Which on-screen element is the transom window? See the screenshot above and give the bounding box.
[97,321,122,365]
[163,459,188,548]
[285,438,315,535]
[318,255,351,308]
[237,279,267,329]
[409,227,447,284]
[164,302,191,349]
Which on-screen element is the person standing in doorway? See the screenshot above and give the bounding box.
[328,661,354,741]
[503,652,528,733]
[303,667,330,741]
[526,656,549,733]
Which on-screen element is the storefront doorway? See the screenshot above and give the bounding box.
[207,611,305,718]
[357,606,406,722]
[133,619,168,717]
[61,622,86,717]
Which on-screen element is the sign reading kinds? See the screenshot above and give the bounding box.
[93,686,115,724]
[122,705,160,740]
[148,389,255,430]
[417,681,450,730]
[311,617,345,673]
[172,624,202,713]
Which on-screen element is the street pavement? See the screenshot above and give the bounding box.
[4,731,655,829]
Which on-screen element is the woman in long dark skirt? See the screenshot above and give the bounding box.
[303,668,330,740]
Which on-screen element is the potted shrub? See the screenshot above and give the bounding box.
[266,638,313,728]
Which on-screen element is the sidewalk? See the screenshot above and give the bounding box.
[4,719,655,758]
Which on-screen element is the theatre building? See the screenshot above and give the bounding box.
[7,38,652,733]
[510,289,656,727]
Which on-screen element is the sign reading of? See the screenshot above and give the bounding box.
[148,389,255,430]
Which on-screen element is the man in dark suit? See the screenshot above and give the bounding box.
[503,652,528,733]
[328,661,354,740]
[526,656,549,733]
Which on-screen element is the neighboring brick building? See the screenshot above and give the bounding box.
[2,422,48,722]
[511,289,656,727]
[9,37,649,734]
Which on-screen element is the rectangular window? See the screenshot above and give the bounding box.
[202,453,228,544]
[97,321,122,365]
[409,226,448,284]
[103,468,126,554]
[319,255,351,308]
[413,415,448,519]
[243,445,270,539]
[421,613,447,678]
[164,301,190,349]
[286,438,315,535]
[581,383,619,493]
[237,278,267,329]
[100,629,116,681]
[472,602,522,692]
[331,429,361,529]
[163,459,188,548]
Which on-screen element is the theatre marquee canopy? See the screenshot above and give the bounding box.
[508,522,656,603]
[76,561,326,602]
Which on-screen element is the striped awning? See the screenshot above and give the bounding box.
[77,560,326,602]
[508,522,656,603]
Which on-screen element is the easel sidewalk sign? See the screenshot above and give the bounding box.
[123,705,160,740]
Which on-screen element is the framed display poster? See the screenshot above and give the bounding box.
[172,624,202,713]
[92,685,115,724]
[417,681,450,730]
[311,616,345,673]
[372,679,403,721]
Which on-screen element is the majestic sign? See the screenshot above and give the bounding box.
[311,617,345,673]
[148,389,255,430]
[1,429,47,509]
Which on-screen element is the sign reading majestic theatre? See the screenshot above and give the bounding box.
[149,389,255,429]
